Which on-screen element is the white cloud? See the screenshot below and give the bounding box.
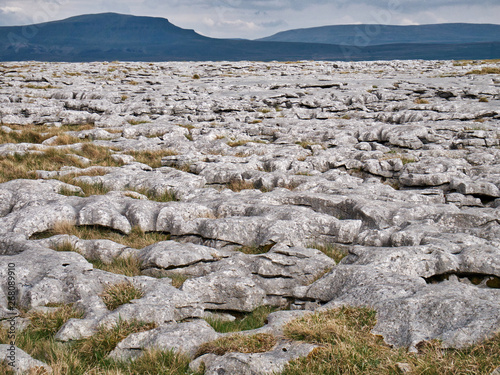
[399,18,420,26]
[0,6,23,13]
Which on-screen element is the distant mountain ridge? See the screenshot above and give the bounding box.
[1,13,499,62]
[257,23,500,46]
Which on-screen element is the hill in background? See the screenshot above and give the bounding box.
[1,13,499,61]
[258,23,500,46]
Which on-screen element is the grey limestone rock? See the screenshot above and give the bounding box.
[1,61,500,364]
[109,319,220,360]
[0,345,52,374]
[201,340,318,375]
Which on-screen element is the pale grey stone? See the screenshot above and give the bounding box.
[1,60,500,355]
[0,345,52,374]
[139,241,221,270]
[202,341,318,375]
[109,320,220,360]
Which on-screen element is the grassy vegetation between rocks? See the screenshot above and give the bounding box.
[234,243,275,255]
[165,273,191,288]
[100,281,144,311]
[226,179,256,192]
[53,239,143,277]
[130,187,179,202]
[126,149,178,169]
[59,180,112,197]
[0,124,93,144]
[1,304,497,374]
[205,306,277,333]
[90,257,143,277]
[281,306,500,375]
[414,98,430,104]
[295,141,321,150]
[0,305,195,375]
[466,67,500,75]
[0,144,122,183]
[195,333,277,358]
[308,243,349,264]
[32,222,170,250]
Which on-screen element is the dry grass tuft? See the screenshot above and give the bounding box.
[126,149,178,169]
[0,142,121,184]
[196,333,277,358]
[100,281,144,311]
[131,187,179,202]
[282,306,500,375]
[77,319,156,364]
[282,306,396,375]
[308,243,349,264]
[227,139,250,147]
[113,348,195,375]
[235,243,275,255]
[0,151,82,183]
[414,98,430,104]
[295,141,317,150]
[69,181,111,196]
[227,179,256,192]
[53,240,77,253]
[466,67,500,75]
[50,134,82,146]
[32,223,170,250]
[27,304,85,339]
[0,124,93,145]
[166,273,190,288]
[90,257,142,277]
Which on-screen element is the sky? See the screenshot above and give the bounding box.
[0,0,499,39]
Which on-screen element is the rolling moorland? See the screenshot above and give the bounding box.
[0,13,500,61]
[0,59,499,374]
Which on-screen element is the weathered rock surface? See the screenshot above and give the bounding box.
[0,345,52,374]
[199,341,318,375]
[109,320,220,360]
[1,60,499,372]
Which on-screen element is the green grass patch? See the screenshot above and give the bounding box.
[100,281,144,311]
[90,257,143,277]
[25,304,85,340]
[0,308,173,375]
[205,306,277,333]
[112,348,197,375]
[131,187,179,202]
[196,333,276,358]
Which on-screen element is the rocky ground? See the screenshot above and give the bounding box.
[0,60,499,374]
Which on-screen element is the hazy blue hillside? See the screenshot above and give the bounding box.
[258,23,500,46]
[1,14,499,61]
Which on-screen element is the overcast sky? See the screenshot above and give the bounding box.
[1,0,499,39]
